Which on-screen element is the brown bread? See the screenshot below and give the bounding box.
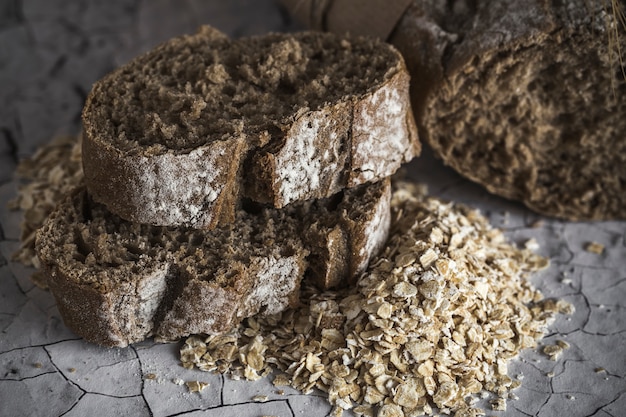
[82,26,418,228]
[35,180,391,347]
[390,0,626,220]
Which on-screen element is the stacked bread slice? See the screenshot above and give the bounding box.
[35,26,419,347]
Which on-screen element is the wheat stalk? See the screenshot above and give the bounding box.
[604,0,626,95]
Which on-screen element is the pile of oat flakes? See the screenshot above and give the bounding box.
[180,182,573,416]
[10,136,573,416]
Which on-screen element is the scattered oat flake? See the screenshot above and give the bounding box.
[144,373,157,380]
[34,363,43,369]
[68,368,76,373]
[353,405,374,417]
[491,398,507,411]
[186,381,209,392]
[585,242,605,254]
[252,395,269,402]
[272,374,291,386]
[556,340,570,349]
[557,300,576,315]
[524,238,540,251]
[595,368,607,374]
[172,378,185,385]
[543,344,564,361]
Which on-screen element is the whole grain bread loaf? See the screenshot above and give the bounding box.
[35,179,390,347]
[390,0,626,220]
[82,26,418,229]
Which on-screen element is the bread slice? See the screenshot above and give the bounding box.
[35,179,391,347]
[82,26,418,228]
[301,183,391,289]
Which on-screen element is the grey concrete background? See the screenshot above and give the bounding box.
[0,1,624,416]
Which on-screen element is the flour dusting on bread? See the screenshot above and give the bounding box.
[82,28,419,227]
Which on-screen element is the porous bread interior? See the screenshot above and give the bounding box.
[39,179,389,292]
[425,27,626,220]
[36,179,390,344]
[94,31,399,152]
[40,191,301,291]
[298,180,384,228]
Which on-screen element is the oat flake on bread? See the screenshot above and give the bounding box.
[181,181,573,416]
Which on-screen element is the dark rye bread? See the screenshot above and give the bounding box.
[301,180,391,289]
[35,179,391,347]
[390,0,626,220]
[82,26,418,228]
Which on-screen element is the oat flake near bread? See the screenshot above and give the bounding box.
[82,26,418,229]
[35,180,391,347]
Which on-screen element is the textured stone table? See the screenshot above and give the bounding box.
[0,1,624,416]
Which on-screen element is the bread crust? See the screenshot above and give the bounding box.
[350,69,419,186]
[305,178,391,289]
[157,255,306,341]
[44,263,126,346]
[82,27,419,228]
[344,180,392,282]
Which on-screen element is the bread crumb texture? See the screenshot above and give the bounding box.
[181,181,573,416]
[88,29,400,152]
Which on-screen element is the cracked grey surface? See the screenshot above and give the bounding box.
[0,1,624,416]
